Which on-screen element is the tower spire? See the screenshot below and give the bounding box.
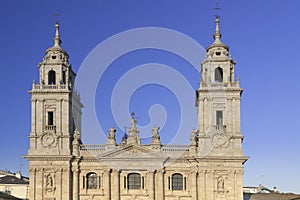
[53,22,62,48]
[213,17,222,41]
[206,14,229,53]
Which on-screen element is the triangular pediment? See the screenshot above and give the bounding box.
[99,144,166,160]
[97,144,168,170]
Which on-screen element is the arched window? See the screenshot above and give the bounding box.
[128,173,141,189]
[48,70,56,85]
[86,172,97,189]
[172,173,183,190]
[215,67,223,82]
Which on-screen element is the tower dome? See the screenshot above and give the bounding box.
[206,17,229,59]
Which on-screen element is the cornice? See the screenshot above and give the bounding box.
[24,155,73,161]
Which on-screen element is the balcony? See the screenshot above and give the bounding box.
[213,125,226,132]
[45,125,56,132]
[200,82,240,88]
[32,84,67,91]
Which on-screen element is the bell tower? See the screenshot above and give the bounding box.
[196,17,247,200]
[26,22,83,200]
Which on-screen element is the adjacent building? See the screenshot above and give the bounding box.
[0,171,29,200]
[25,17,247,200]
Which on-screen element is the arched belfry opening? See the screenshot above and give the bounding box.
[215,67,223,82]
[48,70,56,85]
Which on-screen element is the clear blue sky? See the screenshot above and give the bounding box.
[1,0,300,194]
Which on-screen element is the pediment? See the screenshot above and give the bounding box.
[99,144,166,160]
[97,144,168,170]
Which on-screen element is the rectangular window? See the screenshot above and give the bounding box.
[5,186,10,194]
[48,111,54,125]
[172,174,183,190]
[142,177,144,189]
[128,173,141,189]
[216,111,223,127]
[98,176,101,189]
[124,177,126,189]
[62,71,66,84]
[168,177,170,190]
[184,177,186,190]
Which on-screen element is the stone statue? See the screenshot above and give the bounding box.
[190,129,198,142]
[46,174,53,187]
[217,177,224,190]
[131,112,137,129]
[73,129,80,141]
[152,126,160,139]
[151,126,161,149]
[108,127,116,140]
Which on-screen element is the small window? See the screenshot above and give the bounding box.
[87,173,98,189]
[48,112,54,125]
[5,186,10,194]
[215,67,223,82]
[216,52,221,56]
[172,173,183,190]
[62,71,66,84]
[128,173,141,189]
[124,176,127,189]
[216,111,223,127]
[83,176,85,188]
[48,70,56,85]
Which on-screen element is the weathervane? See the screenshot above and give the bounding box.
[214,0,221,18]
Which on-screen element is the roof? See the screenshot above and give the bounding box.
[244,193,300,200]
[0,191,22,200]
[0,170,13,176]
[0,176,28,185]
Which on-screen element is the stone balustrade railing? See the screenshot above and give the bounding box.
[45,125,56,131]
[161,145,189,152]
[32,84,67,90]
[80,144,106,151]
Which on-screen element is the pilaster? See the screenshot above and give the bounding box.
[104,169,111,200]
[156,169,165,200]
[112,169,120,200]
[190,170,198,200]
[72,168,79,200]
[147,170,155,200]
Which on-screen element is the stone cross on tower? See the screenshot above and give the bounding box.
[55,8,60,23]
[214,0,221,19]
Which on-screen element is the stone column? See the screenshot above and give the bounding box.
[104,169,111,200]
[190,171,198,200]
[72,169,79,200]
[156,170,164,200]
[31,99,36,135]
[29,168,36,200]
[235,169,244,200]
[39,100,44,134]
[198,170,206,200]
[112,169,120,200]
[148,170,155,200]
[206,170,214,200]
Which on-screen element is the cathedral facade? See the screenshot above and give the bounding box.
[25,17,247,200]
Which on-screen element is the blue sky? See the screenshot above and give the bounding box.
[1,0,300,194]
